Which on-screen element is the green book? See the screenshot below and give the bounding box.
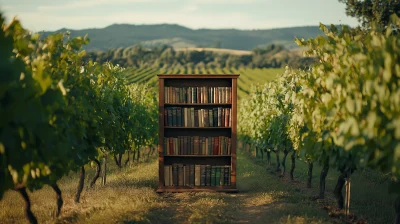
[215,167,221,186]
[211,166,216,186]
[220,166,224,186]
[200,165,206,186]
[206,165,212,186]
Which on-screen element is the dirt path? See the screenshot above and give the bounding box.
[143,152,331,224]
[3,149,389,224]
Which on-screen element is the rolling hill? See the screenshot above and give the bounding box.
[41,24,324,51]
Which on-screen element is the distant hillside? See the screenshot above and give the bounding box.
[41,24,324,51]
[175,47,252,56]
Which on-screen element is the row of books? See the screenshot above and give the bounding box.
[164,107,231,127]
[164,164,231,186]
[163,136,231,155]
[164,87,232,104]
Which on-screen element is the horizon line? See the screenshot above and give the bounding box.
[40,22,352,33]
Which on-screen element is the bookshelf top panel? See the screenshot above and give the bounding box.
[158,74,239,79]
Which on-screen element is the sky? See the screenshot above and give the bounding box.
[0,0,359,31]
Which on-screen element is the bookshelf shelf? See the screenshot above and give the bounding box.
[164,155,232,157]
[164,103,232,106]
[164,127,231,129]
[157,74,239,193]
[156,187,238,193]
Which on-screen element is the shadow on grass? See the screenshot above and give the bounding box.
[104,177,158,189]
[120,206,177,224]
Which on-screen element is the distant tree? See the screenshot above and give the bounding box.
[339,0,400,29]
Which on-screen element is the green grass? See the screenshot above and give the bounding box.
[1,147,394,224]
[122,67,284,100]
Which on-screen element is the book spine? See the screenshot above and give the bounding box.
[219,166,224,186]
[180,136,183,155]
[167,108,172,127]
[183,108,187,127]
[208,137,212,155]
[194,109,199,127]
[200,165,206,186]
[206,165,211,186]
[174,137,177,155]
[215,167,221,186]
[183,136,187,155]
[164,87,167,104]
[195,165,201,186]
[196,87,199,104]
[190,136,194,155]
[169,138,173,155]
[215,87,218,103]
[172,88,175,104]
[172,164,178,186]
[178,164,184,186]
[185,165,190,186]
[200,87,203,103]
[194,136,199,155]
[164,165,170,186]
[172,108,177,127]
[221,108,226,127]
[177,107,182,127]
[204,109,209,127]
[218,107,222,127]
[208,110,213,128]
[225,108,229,127]
[190,165,195,186]
[213,108,218,127]
[211,166,216,186]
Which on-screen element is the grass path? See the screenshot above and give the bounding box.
[0,149,394,224]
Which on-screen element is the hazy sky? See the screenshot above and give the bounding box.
[0,0,359,31]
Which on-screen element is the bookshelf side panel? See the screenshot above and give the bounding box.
[159,78,165,189]
[231,78,237,188]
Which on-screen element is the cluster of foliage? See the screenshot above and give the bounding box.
[239,13,400,221]
[84,44,316,70]
[0,14,157,223]
[339,0,400,30]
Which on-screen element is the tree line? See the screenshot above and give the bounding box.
[84,44,316,70]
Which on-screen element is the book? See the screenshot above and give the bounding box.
[172,108,177,127]
[206,165,211,186]
[189,165,195,186]
[218,107,222,127]
[215,167,221,186]
[184,165,190,186]
[164,165,171,186]
[195,165,201,186]
[200,165,206,186]
[211,166,216,186]
[172,164,178,186]
[194,109,199,127]
[167,108,173,126]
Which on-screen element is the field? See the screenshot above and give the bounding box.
[122,67,284,99]
[0,148,394,224]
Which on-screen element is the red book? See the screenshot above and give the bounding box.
[213,137,219,155]
[225,108,229,127]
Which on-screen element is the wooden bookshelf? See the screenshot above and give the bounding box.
[157,74,239,193]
